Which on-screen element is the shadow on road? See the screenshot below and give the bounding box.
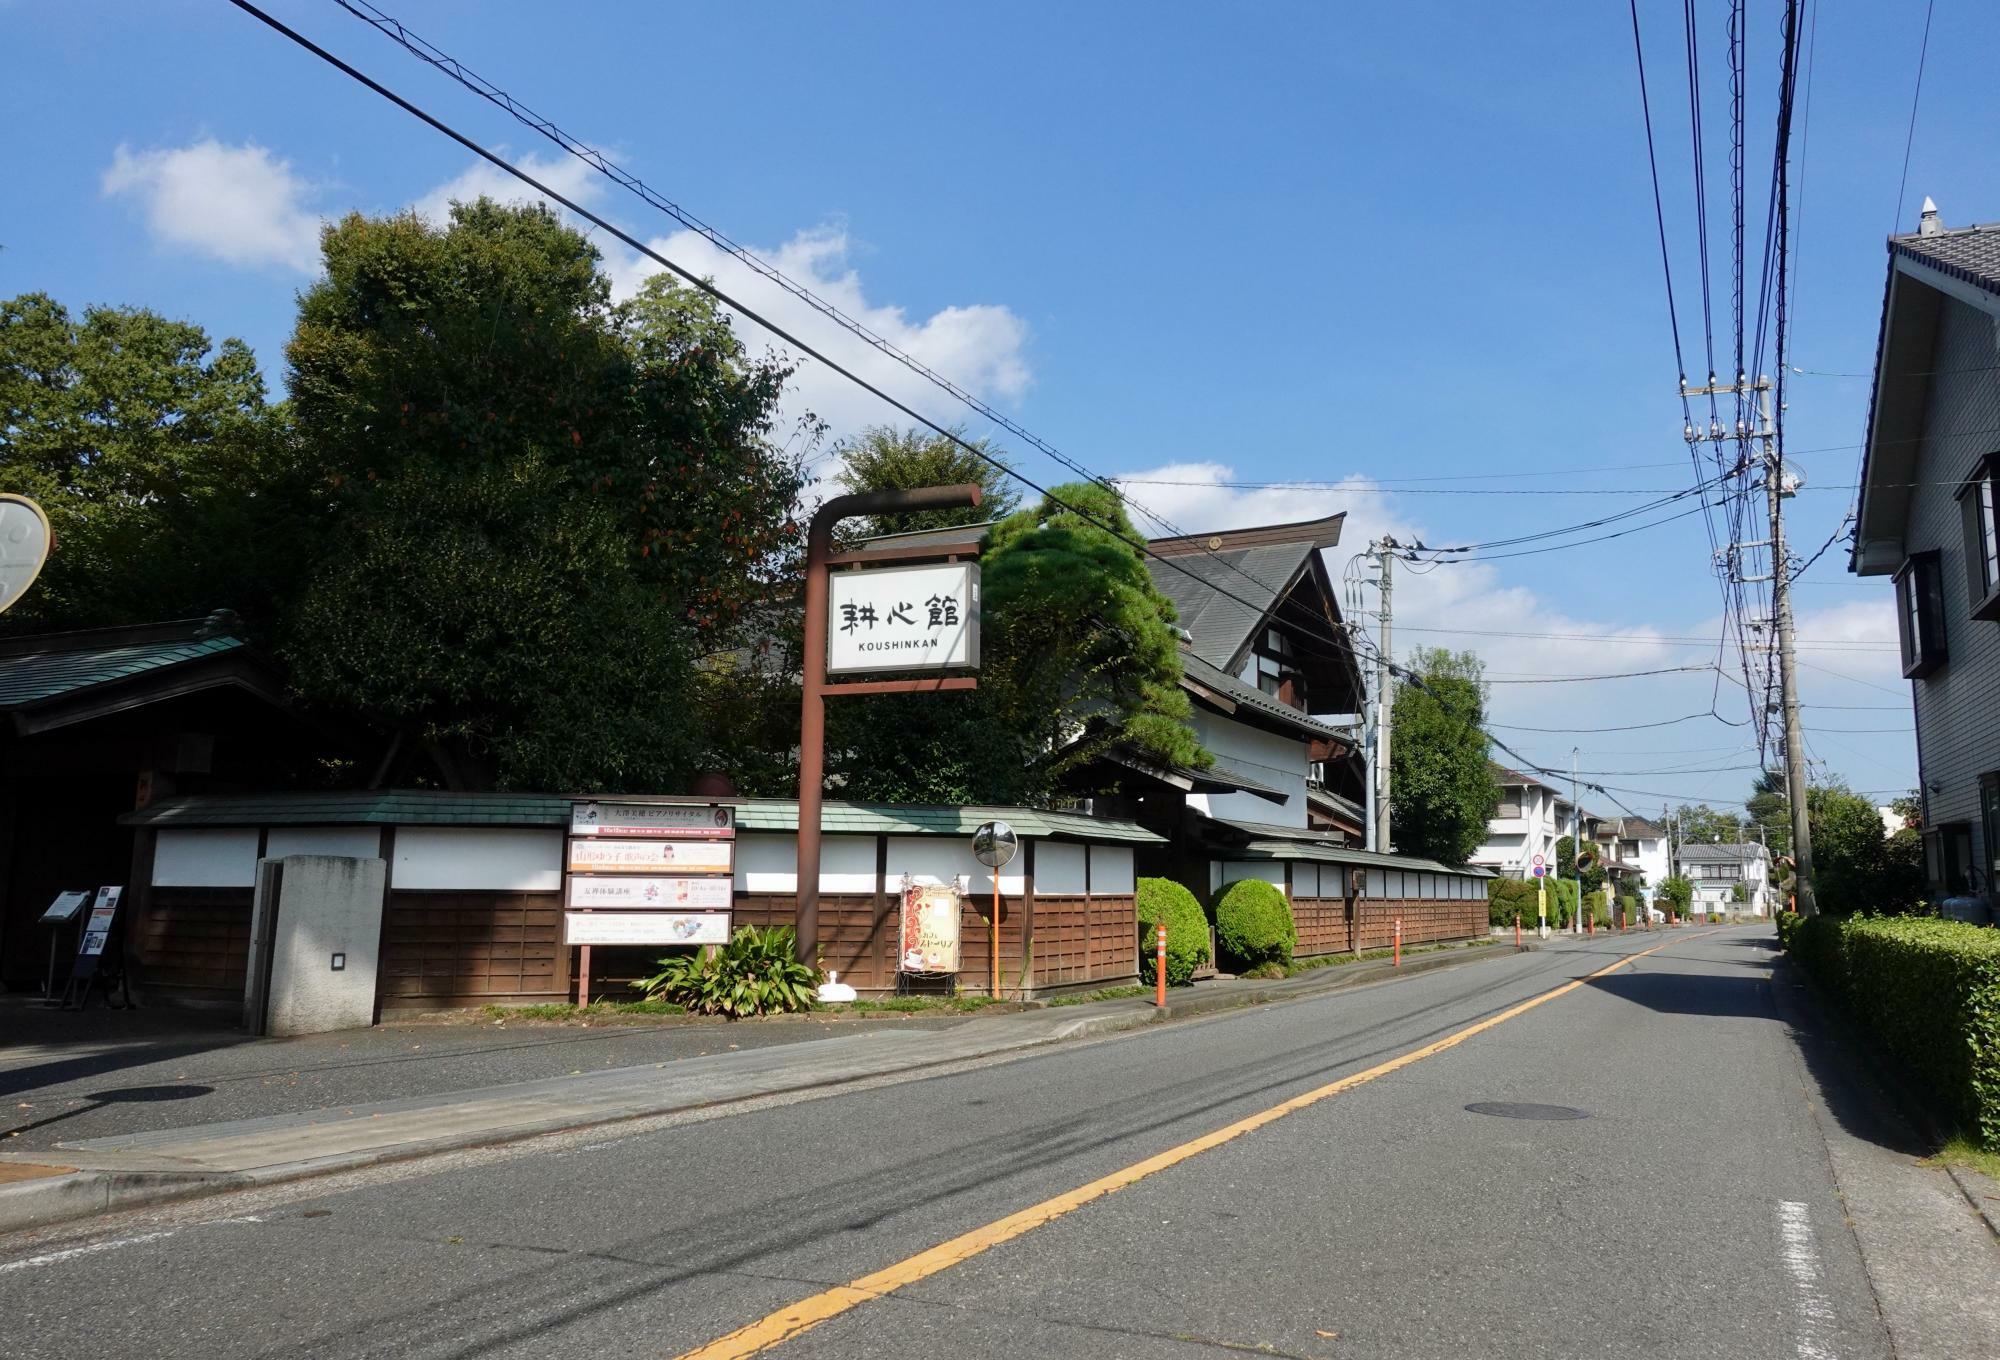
[1585,969,1777,1020]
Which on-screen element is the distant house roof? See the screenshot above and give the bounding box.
[123,791,1166,843]
[1616,817,1667,839]
[1678,842,1768,862]
[0,615,290,736]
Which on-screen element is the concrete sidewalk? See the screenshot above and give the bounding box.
[0,935,1517,1234]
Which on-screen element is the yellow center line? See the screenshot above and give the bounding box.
[674,932,1701,1359]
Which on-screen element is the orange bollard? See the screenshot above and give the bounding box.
[1514,912,1521,949]
[1394,917,1403,967]
[1155,922,1166,1008]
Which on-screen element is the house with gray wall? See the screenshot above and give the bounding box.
[1851,201,2000,904]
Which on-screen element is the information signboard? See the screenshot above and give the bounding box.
[566,875,733,911]
[827,562,980,675]
[566,839,733,874]
[565,911,731,947]
[570,802,735,839]
[898,880,962,974]
[40,890,90,924]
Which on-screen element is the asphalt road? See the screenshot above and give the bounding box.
[0,927,1968,1358]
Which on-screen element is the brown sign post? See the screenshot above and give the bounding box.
[797,484,983,967]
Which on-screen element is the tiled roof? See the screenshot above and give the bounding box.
[1180,651,1350,741]
[1893,223,2000,297]
[1677,842,1768,862]
[123,792,1164,843]
[1617,817,1667,839]
[0,634,246,709]
[1147,542,1314,670]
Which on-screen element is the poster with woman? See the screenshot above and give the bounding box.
[898,877,962,974]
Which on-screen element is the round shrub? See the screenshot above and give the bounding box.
[1214,878,1294,969]
[1135,877,1211,986]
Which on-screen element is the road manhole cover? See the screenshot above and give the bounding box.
[1465,1101,1588,1121]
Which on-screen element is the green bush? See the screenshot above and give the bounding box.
[1135,877,1211,986]
[1781,915,2000,1148]
[1488,877,1540,927]
[1657,875,1695,915]
[1620,894,1640,924]
[633,924,821,1017]
[1214,878,1295,968]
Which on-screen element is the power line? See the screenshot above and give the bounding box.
[1480,664,1718,685]
[1893,0,1937,230]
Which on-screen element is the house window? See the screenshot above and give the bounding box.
[1983,775,2000,895]
[1893,552,1947,677]
[1252,629,1305,708]
[1958,454,2000,622]
[1928,822,1978,897]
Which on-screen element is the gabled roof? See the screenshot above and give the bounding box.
[1615,817,1667,839]
[1853,211,2000,574]
[1147,541,1320,670]
[0,616,290,736]
[1892,222,2000,297]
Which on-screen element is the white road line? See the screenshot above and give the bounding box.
[1777,1200,1839,1360]
[0,1230,179,1274]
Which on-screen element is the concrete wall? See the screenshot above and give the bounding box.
[1186,713,1310,827]
[264,855,386,1036]
[1908,293,2000,891]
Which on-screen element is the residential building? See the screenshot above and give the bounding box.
[1851,200,2000,905]
[1678,842,1772,916]
[1473,765,1575,879]
[1598,815,1670,894]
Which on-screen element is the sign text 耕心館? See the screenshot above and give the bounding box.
[827,562,979,675]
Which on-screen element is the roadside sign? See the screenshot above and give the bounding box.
[1533,865,1546,878]
[827,562,980,674]
[566,838,733,874]
[565,911,730,947]
[566,875,732,911]
[1531,854,1545,867]
[570,801,734,838]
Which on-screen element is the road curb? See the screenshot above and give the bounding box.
[0,940,1511,1238]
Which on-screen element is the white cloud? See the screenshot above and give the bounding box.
[102,139,323,273]
[605,223,1032,446]
[409,152,606,228]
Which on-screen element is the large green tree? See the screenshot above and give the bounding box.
[282,201,811,789]
[1389,648,1500,864]
[832,425,1019,538]
[1673,803,1745,848]
[0,292,299,631]
[1808,781,1898,916]
[1745,769,1792,857]
[832,481,1204,804]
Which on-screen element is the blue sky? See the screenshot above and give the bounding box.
[7,0,1995,818]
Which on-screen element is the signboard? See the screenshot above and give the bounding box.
[565,911,731,947]
[40,890,90,925]
[570,802,735,839]
[567,875,734,910]
[898,880,962,974]
[77,886,121,957]
[1531,853,1546,879]
[567,839,734,874]
[827,562,980,675]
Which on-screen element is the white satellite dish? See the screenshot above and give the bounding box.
[0,494,52,616]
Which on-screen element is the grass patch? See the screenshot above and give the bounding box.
[1047,985,1149,1007]
[1927,1134,2000,1183]
[834,995,1001,1015]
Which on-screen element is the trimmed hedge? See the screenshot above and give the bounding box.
[1215,878,1295,968]
[1135,877,1211,986]
[1780,914,2000,1148]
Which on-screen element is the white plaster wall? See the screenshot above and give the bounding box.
[886,836,1025,896]
[267,827,385,861]
[1189,713,1310,827]
[154,828,260,887]
[1088,845,1134,896]
[392,828,562,891]
[732,833,877,894]
[1036,842,1087,895]
[1215,861,1286,892]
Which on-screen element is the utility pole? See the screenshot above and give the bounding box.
[1572,749,1583,934]
[1373,539,1395,854]
[1757,382,1818,916]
